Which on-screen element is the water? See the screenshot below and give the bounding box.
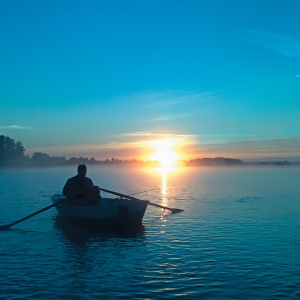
[0,165,300,299]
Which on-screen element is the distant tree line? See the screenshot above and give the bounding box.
[186,157,244,166]
[185,157,300,166]
[0,135,28,167]
[1,135,299,168]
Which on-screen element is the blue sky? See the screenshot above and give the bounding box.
[1,0,300,161]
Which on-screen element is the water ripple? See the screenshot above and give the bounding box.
[1,166,300,298]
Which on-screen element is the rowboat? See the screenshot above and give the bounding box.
[51,194,149,225]
[0,188,182,231]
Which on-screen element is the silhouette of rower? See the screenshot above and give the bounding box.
[62,164,101,206]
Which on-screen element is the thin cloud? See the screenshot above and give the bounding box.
[107,90,220,127]
[0,125,31,129]
[185,135,300,160]
[122,132,190,141]
[122,132,152,136]
[245,30,300,59]
[146,114,185,123]
[118,90,214,108]
[145,91,214,108]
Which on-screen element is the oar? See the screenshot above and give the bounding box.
[99,187,183,214]
[0,198,67,230]
[129,188,160,196]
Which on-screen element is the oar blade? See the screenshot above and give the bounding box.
[169,208,184,214]
[0,224,11,230]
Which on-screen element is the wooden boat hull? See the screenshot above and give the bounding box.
[52,195,148,225]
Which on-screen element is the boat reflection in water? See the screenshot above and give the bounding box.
[53,216,146,245]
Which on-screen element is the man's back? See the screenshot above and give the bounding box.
[62,164,101,206]
[62,175,95,198]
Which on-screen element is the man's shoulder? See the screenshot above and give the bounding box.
[67,175,79,182]
[84,177,93,183]
[66,175,93,184]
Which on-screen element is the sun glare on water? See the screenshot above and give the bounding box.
[149,139,179,167]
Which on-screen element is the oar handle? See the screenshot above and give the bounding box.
[99,187,174,211]
[99,187,141,201]
[1,198,67,229]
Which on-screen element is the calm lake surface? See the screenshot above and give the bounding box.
[0,165,300,299]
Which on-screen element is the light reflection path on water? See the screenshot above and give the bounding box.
[151,166,178,209]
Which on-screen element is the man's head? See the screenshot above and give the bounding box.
[77,164,87,179]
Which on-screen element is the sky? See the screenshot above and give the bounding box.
[1,0,300,161]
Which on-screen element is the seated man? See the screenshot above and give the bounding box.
[62,164,101,206]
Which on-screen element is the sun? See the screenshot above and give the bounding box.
[149,139,179,167]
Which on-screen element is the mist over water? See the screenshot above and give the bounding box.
[0,165,300,299]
